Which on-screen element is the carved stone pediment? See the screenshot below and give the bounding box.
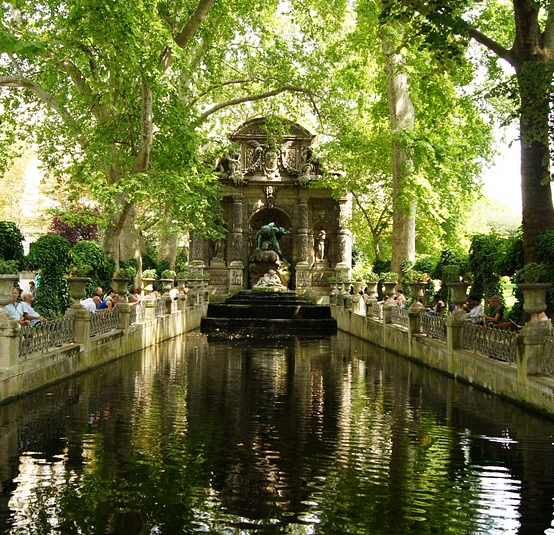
[218,117,324,184]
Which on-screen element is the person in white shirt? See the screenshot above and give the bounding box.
[80,296,101,313]
[4,287,26,325]
[20,291,45,326]
[467,296,484,324]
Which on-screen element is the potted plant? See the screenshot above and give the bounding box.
[160,269,177,292]
[112,266,137,294]
[66,263,93,299]
[403,270,429,308]
[0,259,19,307]
[380,271,398,298]
[515,263,551,320]
[142,268,157,281]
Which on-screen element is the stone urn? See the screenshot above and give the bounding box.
[111,277,130,295]
[352,281,364,295]
[160,278,174,293]
[407,282,427,312]
[142,277,156,294]
[382,282,397,299]
[447,282,470,313]
[66,276,91,300]
[0,274,19,306]
[518,283,551,321]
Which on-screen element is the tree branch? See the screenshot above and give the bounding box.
[0,75,84,141]
[195,85,318,124]
[467,26,513,64]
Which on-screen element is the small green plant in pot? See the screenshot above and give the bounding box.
[0,259,19,275]
[515,262,548,284]
[161,269,177,280]
[114,266,137,279]
[142,268,158,280]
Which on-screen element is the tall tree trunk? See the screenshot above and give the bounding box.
[516,55,554,262]
[384,47,416,282]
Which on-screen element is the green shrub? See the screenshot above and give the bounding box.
[27,235,71,317]
[0,221,24,267]
[71,240,114,295]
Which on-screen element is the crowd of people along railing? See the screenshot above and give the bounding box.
[341,280,552,375]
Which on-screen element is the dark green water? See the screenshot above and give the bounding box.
[1,331,554,535]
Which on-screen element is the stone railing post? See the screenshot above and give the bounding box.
[117,302,131,332]
[229,260,244,293]
[517,321,550,378]
[407,309,423,336]
[65,303,91,346]
[162,296,172,315]
[0,312,20,369]
[178,293,187,311]
[446,311,465,352]
[143,299,156,321]
[383,301,395,324]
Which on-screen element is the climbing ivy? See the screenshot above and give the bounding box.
[468,234,504,303]
[27,235,71,317]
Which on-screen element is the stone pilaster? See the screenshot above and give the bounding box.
[117,302,131,331]
[231,195,244,261]
[335,195,353,269]
[298,201,309,263]
[65,303,91,347]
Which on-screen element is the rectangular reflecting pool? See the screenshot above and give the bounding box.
[1,331,554,534]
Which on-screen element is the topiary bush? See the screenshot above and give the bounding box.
[27,235,71,317]
[0,221,25,267]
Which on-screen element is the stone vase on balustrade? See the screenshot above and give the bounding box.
[66,277,91,300]
[0,274,19,306]
[447,282,470,314]
[407,282,427,313]
[519,283,551,322]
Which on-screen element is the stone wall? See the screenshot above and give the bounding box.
[332,306,554,417]
[0,302,206,404]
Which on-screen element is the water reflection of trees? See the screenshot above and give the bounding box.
[1,333,554,533]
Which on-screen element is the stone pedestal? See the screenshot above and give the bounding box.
[0,311,20,370]
[229,260,244,293]
[295,262,310,291]
[144,299,156,321]
[117,302,131,331]
[65,303,91,346]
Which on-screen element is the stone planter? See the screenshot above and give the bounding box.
[382,282,397,299]
[160,278,174,293]
[111,277,130,295]
[352,281,364,295]
[0,274,19,306]
[447,282,470,312]
[66,277,91,300]
[519,283,552,321]
[142,277,156,295]
[407,282,427,312]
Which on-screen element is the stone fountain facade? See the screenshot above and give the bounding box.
[189,118,352,298]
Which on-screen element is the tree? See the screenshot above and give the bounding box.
[0,0,325,269]
[381,0,554,263]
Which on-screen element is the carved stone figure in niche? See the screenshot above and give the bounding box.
[315,230,326,261]
[264,185,276,208]
[299,147,316,187]
[256,222,290,258]
[246,140,264,174]
[213,239,225,260]
[227,151,244,185]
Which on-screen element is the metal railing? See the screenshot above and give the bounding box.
[90,309,119,337]
[420,314,447,341]
[390,307,409,329]
[462,322,517,364]
[19,316,75,359]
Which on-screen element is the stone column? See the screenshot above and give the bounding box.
[230,195,244,262]
[190,233,204,264]
[298,201,309,263]
[117,302,131,332]
[66,303,91,347]
[336,195,353,270]
[0,312,20,370]
[144,299,156,321]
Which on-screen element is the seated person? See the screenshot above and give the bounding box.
[466,296,484,324]
[20,291,45,326]
[428,294,446,316]
[4,287,27,325]
[395,289,407,308]
[483,295,504,325]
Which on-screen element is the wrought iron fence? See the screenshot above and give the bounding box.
[90,309,119,337]
[536,335,554,376]
[462,322,517,364]
[19,316,75,358]
[390,306,409,329]
[420,314,447,341]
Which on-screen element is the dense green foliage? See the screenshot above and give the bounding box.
[70,241,115,296]
[0,221,24,267]
[27,235,71,317]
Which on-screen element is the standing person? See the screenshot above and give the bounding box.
[395,289,407,308]
[20,291,45,326]
[4,287,26,325]
[28,280,37,298]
